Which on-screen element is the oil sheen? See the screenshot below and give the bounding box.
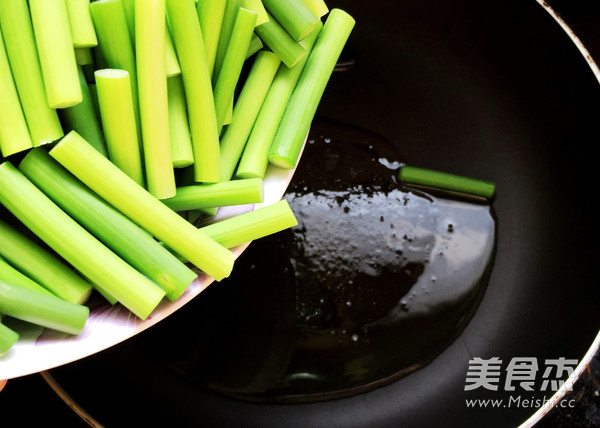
[135,118,497,403]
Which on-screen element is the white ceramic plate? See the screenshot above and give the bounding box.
[0,155,304,380]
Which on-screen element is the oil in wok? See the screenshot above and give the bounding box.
[134,118,497,402]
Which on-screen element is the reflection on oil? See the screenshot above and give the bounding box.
[135,118,497,403]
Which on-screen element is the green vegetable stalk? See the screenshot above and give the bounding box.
[87,83,101,122]
[301,0,329,17]
[95,69,144,186]
[241,0,269,26]
[213,0,242,84]
[201,199,297,248]
[136,0,176,198]
[213,7,257,133]
[165,25,182,78]
[29,0,82,108]
[0,27,33,157]
[236,23,321,179]
[120,0,181,77]
[261,0,319,41]
[58,66,108,156]
[0,0,64,146]
[0,217,92,305]
[398,166,496,199]
[50,131,234,282]
[219,50,281,181]
[0,162,166,320]
[65,0,98,48]
[246,33,264,59]
[254,12,306,68]
[165,200,298,261]
[0,320,19,356]
[0,280,88,336]
[19,148,198,302]
[162,178,264,211]
[167,76,195,168]
[90,0,142,148]
[0,255,56,298]
[167,0,222,183]
[269,9,355,169]
[196,0,227,76]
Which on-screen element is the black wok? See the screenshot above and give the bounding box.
[12,0,600,426]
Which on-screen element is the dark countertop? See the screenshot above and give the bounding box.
[0,1,599,427]
[538,353,600,427]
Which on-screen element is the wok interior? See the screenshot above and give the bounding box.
[46,1,600,427]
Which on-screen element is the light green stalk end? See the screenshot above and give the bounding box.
[197,0,227,76]
[167,0,221,183]
[223,98,234,127]
[50,131,234,282]
[237,22,321,179]
[162,178,264,212]
[167,76,194,168]
[136,0,176,198]
[214,7,257,132]
[65,0,98,47]
[261,0,319,41]
[95,69,145,186]
[219,50,281,181]
[0,27,33,158]
[0,0,64,146]
[90,0,142,150]
[241,0,269,25]
[201,199,297,248]
[29,0,82,108]
[268,9,355,170]
[254,12,306,68]
[165,24,182,77]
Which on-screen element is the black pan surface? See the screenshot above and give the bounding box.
[42,0,600,427]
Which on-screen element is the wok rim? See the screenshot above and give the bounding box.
[518,1,600,426]
[39,1,600,426]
